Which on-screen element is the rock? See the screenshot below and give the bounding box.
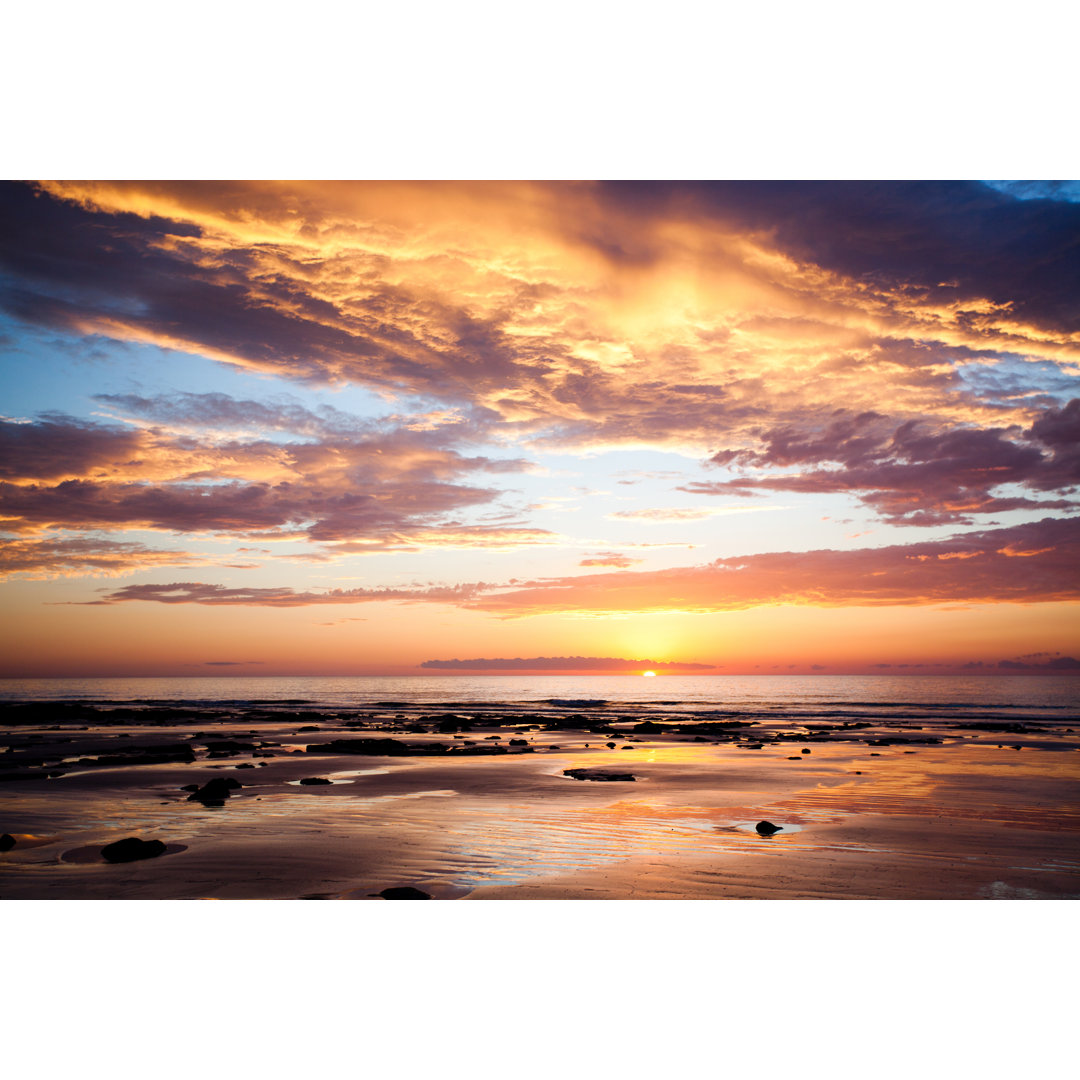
[101,837,167,863]
[801,748,811,754]
[508,738,528,746]
[564,768,636,782]
[180,783,201,791]
[203,740,256,753]
[606,742,617,749]
[299,777,332,785]
[187,777,241,805]
[0,833,15,851]
[377,886,431,900]
[234,763,255,769]
[755,820,783,835]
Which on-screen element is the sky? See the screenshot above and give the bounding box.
[0,179,1078,676]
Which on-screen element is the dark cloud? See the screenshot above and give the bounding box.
[596,181,1080,335]
[0,536,223,578]
[0,182,540,404]
[0,476,504,538]
[84,580,489,607]
[0,414,141,481]
[690,403,1080,525]
[0,410,539,549]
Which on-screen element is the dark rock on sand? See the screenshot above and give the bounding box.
[101,837,167,863]
[299,777,333,785]
[509,738,528,746]
[435,715,471,733]
[187,777,242,805]
[377,886,431,900]
[0,833,15,851]
[564,768,636,782]
[755,821,783,835]
[180,783,201,791]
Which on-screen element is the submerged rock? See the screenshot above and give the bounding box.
[0,832,15,851]
[377,886,431,900]
[101,837,167,863]
[298,777,332,785]
[755,820,783,836]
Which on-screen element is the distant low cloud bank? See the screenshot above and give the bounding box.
[420,656,715,671]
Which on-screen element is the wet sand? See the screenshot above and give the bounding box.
[2,699,1078,899]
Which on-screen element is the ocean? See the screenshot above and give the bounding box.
[1,673,1076,719]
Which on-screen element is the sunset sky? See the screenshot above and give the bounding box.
[1,180,1078,676]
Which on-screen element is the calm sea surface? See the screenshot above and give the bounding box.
[0,674,1077,719]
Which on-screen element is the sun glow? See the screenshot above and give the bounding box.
[642,670,657,677]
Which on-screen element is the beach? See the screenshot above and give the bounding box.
[3,677,1078,900]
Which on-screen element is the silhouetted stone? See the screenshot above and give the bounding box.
[801,748,811,753]
[378,886,431,900]
[187,777,241,805]
[564,768,636,782]
[755,820,783,835]
[509,738,528,746]
[180,783,201,791]
[101,837,167,863]
[0,833,15,851]
[313,738,444,756]
[299,777,332,785]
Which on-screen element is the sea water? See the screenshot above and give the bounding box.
[0,673,1076,722]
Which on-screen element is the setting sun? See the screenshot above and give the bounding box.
[642,671,657,677]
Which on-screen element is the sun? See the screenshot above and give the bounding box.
[642,670,657,677]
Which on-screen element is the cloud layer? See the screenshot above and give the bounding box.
[1,180,1077,641]
[84,518,1080,615]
